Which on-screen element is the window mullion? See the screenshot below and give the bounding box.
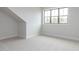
[58,8,60,24]
[50,9,52,24]
[44,10,45,24]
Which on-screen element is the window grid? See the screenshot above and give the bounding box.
[51,9,58,24]
[44,8,68,24]
[44,10,51,24]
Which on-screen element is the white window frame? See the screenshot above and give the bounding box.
[43,7,68,24]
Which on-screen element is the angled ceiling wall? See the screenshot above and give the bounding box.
[0,7,26,39]
[0,8,18,40]
[0,7,41,39]
[9,7,41,39]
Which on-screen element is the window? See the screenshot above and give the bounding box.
[59,8,68,23]
[44,10,50,24]
[44,8,68,24]
[51,9,58,24]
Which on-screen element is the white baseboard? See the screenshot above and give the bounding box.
[42,33,79,41]
[18,35,26,39]
[0,34,18,40]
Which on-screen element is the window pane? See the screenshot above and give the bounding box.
[51,17,58,23]
[60,8,64,15]
[60,8,68,15]
[59,16,67,23]
[45,10,50,16]
[44,16,50,23]
[64,8,68,15]
[51,9,58,16]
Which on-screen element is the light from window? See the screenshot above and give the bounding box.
[51,9,58,16]
[60,8,68,15]
[59,16,67,23]
[51,17,58,23]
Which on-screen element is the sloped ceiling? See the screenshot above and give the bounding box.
[0,7,26,23]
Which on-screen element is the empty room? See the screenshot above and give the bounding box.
[0,7,79,51]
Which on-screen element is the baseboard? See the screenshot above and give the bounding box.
[18,36,26,39]
[0,34,18,40]
[42,33,79,41]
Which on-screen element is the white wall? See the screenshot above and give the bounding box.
[0,8,18,40]
[18,21,26,38]
[2,7,26,39]
[41,7,79,40]
[9,7,41,39]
